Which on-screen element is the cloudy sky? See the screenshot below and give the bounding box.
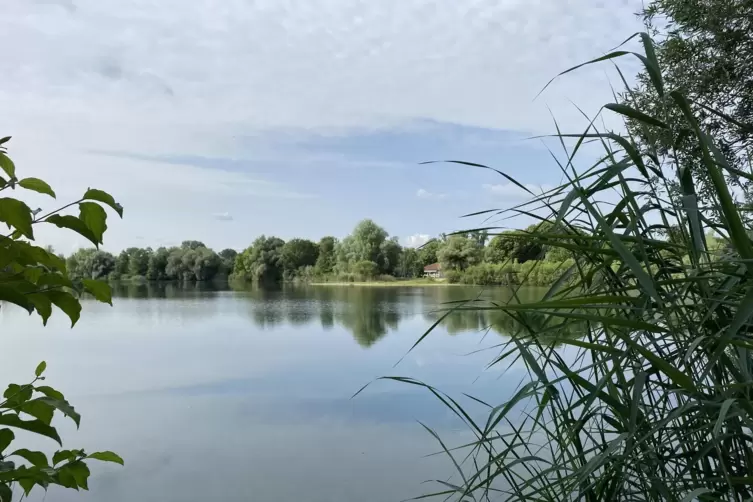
[2,0,645,253]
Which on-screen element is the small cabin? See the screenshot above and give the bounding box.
[423,262,443,278]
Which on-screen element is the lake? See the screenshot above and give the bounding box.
[1,284,548,502]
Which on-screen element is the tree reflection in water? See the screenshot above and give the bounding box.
[110,282,584,346]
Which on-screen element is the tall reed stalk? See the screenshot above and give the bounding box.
[396,33,753,501]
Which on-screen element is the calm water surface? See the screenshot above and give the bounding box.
[1,284,549,502]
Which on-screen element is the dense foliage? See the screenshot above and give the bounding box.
[388,27,753,502]
[627,0,753,208]
[231,220,430,284]
[225,219,580,285]
[0,137,123,499]
[65,241,234,283]
[61,215,584,286]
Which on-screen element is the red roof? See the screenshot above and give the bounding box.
[424,262,442,271]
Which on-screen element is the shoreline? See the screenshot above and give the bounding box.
[309,280,459,287]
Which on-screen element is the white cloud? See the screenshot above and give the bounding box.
[416,188,446,199]
[403,234,430,248]
[483,182,555,198]
[2,0,644,151]
[213,212,234,221]
[0,0,645,249]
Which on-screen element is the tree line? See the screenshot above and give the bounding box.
[63,219,603,285]
[65,241,238,282]
[230,219,440,283]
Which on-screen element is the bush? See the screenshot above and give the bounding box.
[336,272,357,282]
[444,269,462,283]
[352,260,379,279]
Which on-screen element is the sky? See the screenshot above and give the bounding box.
[1,0,646,253]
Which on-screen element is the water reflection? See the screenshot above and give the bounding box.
[110,282,583,346]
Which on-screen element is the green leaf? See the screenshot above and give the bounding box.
[11,449,48,468]
[87,451,124,465]
[82,279,112,305]
[34,386,64,400]
[35,361,47,377]
[43,252,67,273]
[18,400,54,425]
[44,215,98,248]
[45,290,81,327]
[581,198,661,305]
[53,450,79,466]
[22,266,44,284]
[0,286,34,313]
[0,198,34,239]
[0,153,15,178]
[12,242,66,273]
[83,189,123,217]
[0,483,10,502]
[36,397,80,428]
[63,461,90,490]
[57,464,79,490]
[671,91,753,264]
[78,202,107,244]
[616,331,695,391]
[37,272,73,289]
[27,293,52,325]
[3,384,32,405]
[714,399,736,437]
[639,32,663,97]
[604,103,668,129]
[0,414,62,445]
[18,477,35,496]
[561,339,624,356]
[18,178,56,198]
[0,430,14,453]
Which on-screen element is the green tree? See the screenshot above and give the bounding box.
[418,239,441,266]
[512,224,546,263]
[188,247,221,281]
[485,233,517,263]
[165,247,189,280]
[66,249,116,280]
[342,219,388,265]
[314,236,337,274]
[626,0,753,205]
[181,240,206,250]
[353,260,379,279]
[147,247,170,280]
[0,137,124,497]
[396,247,423,278]
[161,246,221,281]
[335,220,394,273]
[125,247,151,278]
[438,235,482,271]
[219,248,238,276]
[468,230,489,247]
[233,235,285,283]
[377,237,402,275]
[113,250,128,277]
[281,238,319,274]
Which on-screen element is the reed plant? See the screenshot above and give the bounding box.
[392,33,753,501]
